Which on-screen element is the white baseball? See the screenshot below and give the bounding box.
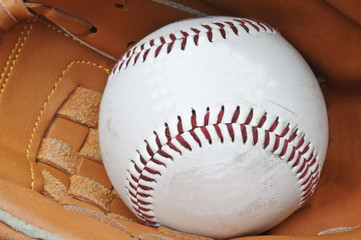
[99,16,328,239]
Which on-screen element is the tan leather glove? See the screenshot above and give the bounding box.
[0,0,360,239]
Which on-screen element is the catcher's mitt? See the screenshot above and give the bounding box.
[0,0,361,239]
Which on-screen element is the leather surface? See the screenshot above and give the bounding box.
[0,0,360,239]
[26,0,223,58]
[0,0,33,31]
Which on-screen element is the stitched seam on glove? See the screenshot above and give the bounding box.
[27,60,109,189]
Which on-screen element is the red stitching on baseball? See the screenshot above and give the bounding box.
[296,136,305,149]
[126,50,131,58]
[168,34,177,52]
[252,127,258,145]
[213,22,226,39]
[190,129,202,147]
[243,19,260,32]
[257,114,267,128]
[142,49,150,62]
[126,107,320,226]
[214,124,224,142]
[244,109,253,124]
[191,28,200,45]
[231,106,240,123]
[225,21,239,35]
[177,116,184,134]
[111,18,278,74]
[263,131,270,148]
[202,24,213,42]
[191,109,197,128]
[204,108,210,125]
[241,124,247,143]
[145,140,154,156]
[227,123,235,141]
[233,19,250,33]
[274,136,280,152]
[201,126,211,143]
[180,31,189,50]
[176,135,192,150]
[217,106,225,123]
[250,18,279,33]
[157,149,172,159]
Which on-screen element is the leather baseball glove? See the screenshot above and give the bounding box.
[0,0,360,239]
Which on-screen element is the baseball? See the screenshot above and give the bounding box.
[99,16,328,239]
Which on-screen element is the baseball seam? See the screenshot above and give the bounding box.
[111,18,278,74]
[126,107,320,226]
